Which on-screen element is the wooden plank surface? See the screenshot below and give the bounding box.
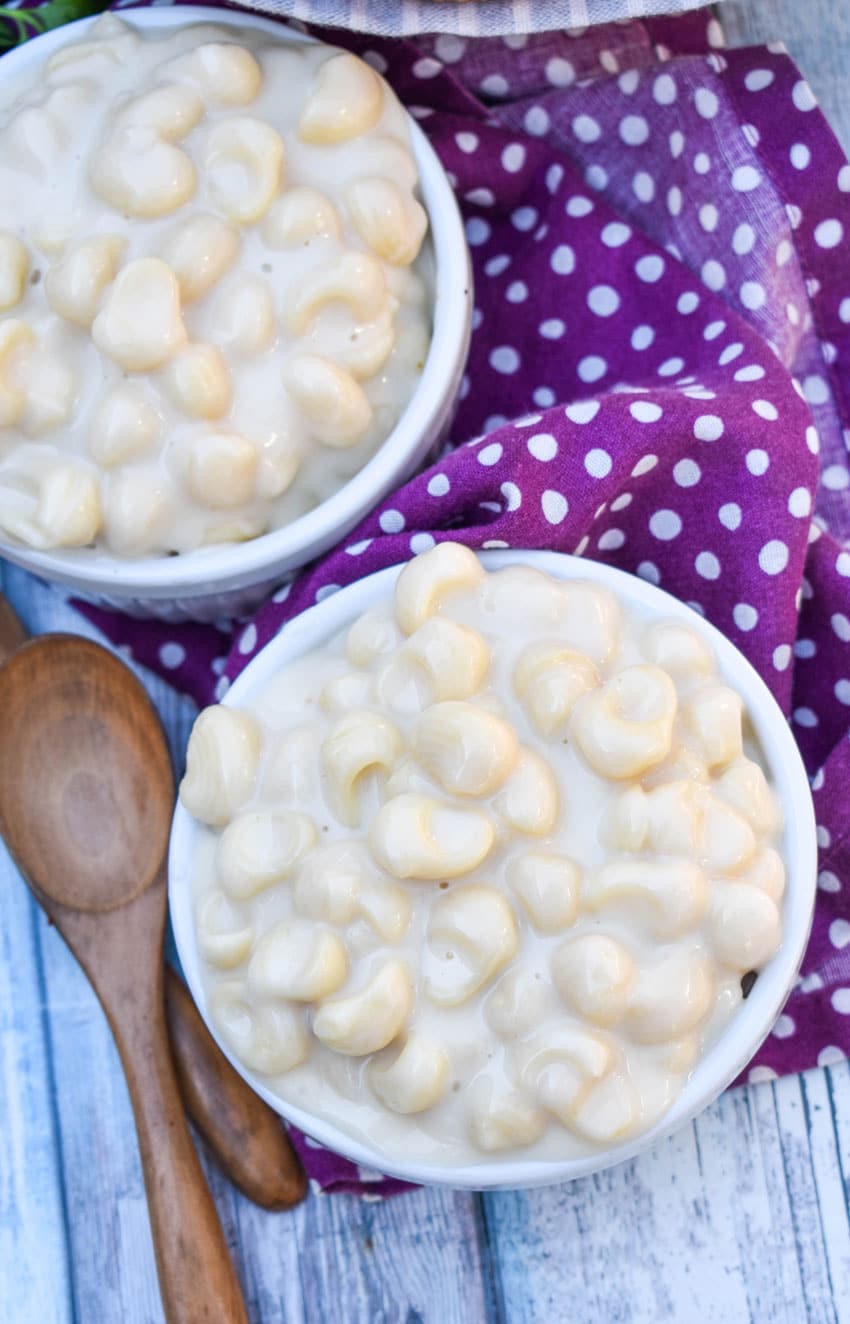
[3,2,850,1320]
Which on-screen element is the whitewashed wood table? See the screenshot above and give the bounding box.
[3,2,850,1320]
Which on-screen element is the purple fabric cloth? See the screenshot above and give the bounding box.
[73,6,850,1193]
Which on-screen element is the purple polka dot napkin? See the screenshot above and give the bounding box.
[73,6,850,1195]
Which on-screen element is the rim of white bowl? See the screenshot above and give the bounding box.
[169,550,818,1190]
[0,7,472,598]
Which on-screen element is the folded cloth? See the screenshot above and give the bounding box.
[7,1,849,1194]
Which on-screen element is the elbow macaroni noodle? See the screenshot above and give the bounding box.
[182,547,786,1167]
[0,16,431,555]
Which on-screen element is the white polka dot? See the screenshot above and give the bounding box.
[546,164,564,194]
[620,114,649,146]
[839,298,850,325]
[815,219,844,249]
[434,34,465,63]
[632,454,658,477]
[837,551,850,577]
[831,612,850,641]
[694,415,724,441]
[595,224,631,254]
[539,318,565,340]
[649,509,682,540]
[573,113,601,143]
[456,131,479,154]
[673,459,701,487]
[836,679,850,705]
[746,449,770,476]
[480,74,509,98]
[489,346,520,375]
[749,1065,778,1084]
[695,87,719,118]
[792,79,817,111]
[412,57,442,79]
[477,443,503,467]
[740,281,767,310]
[585,448,612,479]
[677,292,700,315]
[669,130,685,159]
[731,165,761,193]
[786,203,803,230]
[524,106,550,137]
[214,675,230,700]
[772,643,792,672]
[789,142,811,171]
[699,204,719,233]
[410,533,436,554]
[746,68,774,92]
[806,426,820,455]
[427,473,450,497]
[483,416,506,433]
[818,824,831,848]
[551,245,576,275]
[630,401,663,423]
[695,551,720,580]
[818,1046,846,1067]
[578,356,607,383]
[501,481,521,512]
[611,493,632,512]
[718,503,742,531]
[759,539,789,574]
[693,151,711,174]
[618,69,639,95]
[734,603,758,631]
[565,401,600,425]
[379,508,405,534]
[574,536,589,556]
[533,387,555,407]
[547,56,575,87]
[315,583,340,602]
[658,357,684,378]
[730,223,756,257]
[632,171,655,203]
[783,487,811,520]
[466,218,490,246]
[795,639,816,659]
[823,464,850,493]
[631,325,655,351]
[702,260,726,291]
[718,343,743,366]
[637,561,660,585]
[587,284,620,317]
[541,490,568,524]
[501,143,526,174]
[527,432,558,462]
[737,365,766,383]
[598,529,626,551]
[832,989,850,1015]
[636,255,664,283]
[804,375,830,405]
[584,164,608,192]
[160,641,186,669]
[653,73,677,104]
[772,1014,796,1040]
[566,195,594,218]
[506,280,528,303]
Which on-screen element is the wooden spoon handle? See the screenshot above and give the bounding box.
[0,593,27,666]
[113,958,249,1324]
[165,967,307,1210]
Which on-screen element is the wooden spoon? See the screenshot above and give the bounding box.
[0,633,250,1324]
[0,592,306,1211]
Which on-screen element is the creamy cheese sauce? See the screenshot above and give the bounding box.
[0,16,431,555]
[181,546,785,1168]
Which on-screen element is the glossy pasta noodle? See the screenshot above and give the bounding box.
[0,16,431,555]
[181,545,785,1166]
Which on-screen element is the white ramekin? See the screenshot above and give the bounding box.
[169,550,818,1190]
[0,7,472,622]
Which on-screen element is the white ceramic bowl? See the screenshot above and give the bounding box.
[169,550,818,1190]
[0,7,472,622]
